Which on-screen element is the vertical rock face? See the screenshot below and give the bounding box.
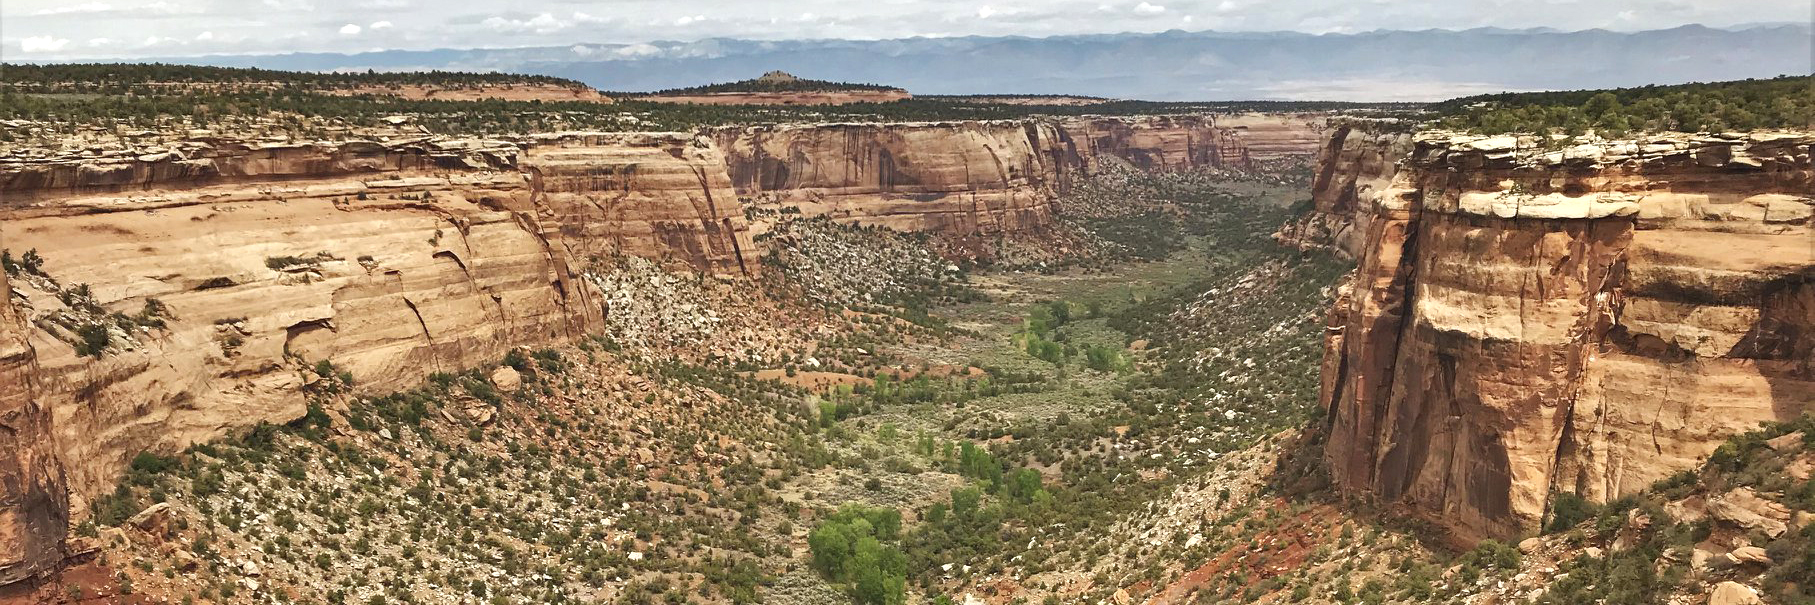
[0,133,755,519]
[1275,124,1415,256]
[713,116,1246,234]
[1319,130,1815,541]
[0,236,68,586]
[713,120,1068,235]
[522,133,760,277]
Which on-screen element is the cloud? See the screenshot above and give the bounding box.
[262,0,315,10]
[339,23,362,34]
[87,37,113,47]
[21,36,71,52]
[1133,2,1166,15]
[675,15,707,25]
[196,31,214,40]
[33,2,112,15]
[978,5,998,18]
[370,20,394,29]
[481,12,570,33]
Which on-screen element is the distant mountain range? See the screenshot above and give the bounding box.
[126,24,1813,101]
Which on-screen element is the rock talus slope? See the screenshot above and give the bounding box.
[1316,129,1815,541]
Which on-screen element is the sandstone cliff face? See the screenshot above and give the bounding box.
[0,238,67,587]
[1318,130,1815,541]
[1215,113,1329,163]
[1275,124,1415,256]
[0,133,755,510]
[713,116,1246,235]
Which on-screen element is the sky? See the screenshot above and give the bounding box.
[1,0,1808,61]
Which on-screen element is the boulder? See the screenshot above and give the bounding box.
[1728,546,1772,566]
[1766,431,1805,451]
[1708,581,1763,605]
[490,365,523,392]
[127,502,174,534]
[1707,488,1791,538]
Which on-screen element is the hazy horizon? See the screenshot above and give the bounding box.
[4,0,1810,62]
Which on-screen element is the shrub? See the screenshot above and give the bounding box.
[808,504,907,605]
[1545,492,1601,534]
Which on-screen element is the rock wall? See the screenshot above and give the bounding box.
[1317,130,1815,541]
[713,116,1245,235]
[0,133,756,521]
[0,234,67,587]
[1274,124,1415,256]
[1216,113,1329,163]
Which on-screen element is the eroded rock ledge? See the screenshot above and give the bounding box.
[1311,127,1815,542]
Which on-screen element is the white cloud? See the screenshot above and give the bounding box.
[613,43,662,58]
[978,5,998,18]
[195,31,215,40]
[262,0,315,10]
[369,20,394,29]
[33,2,112,15]
[1134,2,1166,15]
[339,23,362,34]
[21,36,71,52]
[482,12,569,33]
[87,37,113,47]
[675,15,707,25]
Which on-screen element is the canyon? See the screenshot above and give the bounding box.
[1302,125,1815,542]
[0,114,1296,588]
[9,99,1808,596]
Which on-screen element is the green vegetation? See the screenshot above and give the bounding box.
[1436,75,1814,135]
[808,504,909,605]
[0,63,587,93]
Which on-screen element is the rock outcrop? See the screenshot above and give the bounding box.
[0,133,756,507]
[0,235,67,587]
[1317,129,1815,541]
[1274,124,1415,256]
[714,116,1247,235]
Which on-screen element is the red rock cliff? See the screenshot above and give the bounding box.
[1317,130,1815,541]
[0,234,68,587]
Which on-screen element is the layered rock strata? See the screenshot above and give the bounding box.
[0,133,755,507]
[0,237,67,587]
[1317,130,1815,541]
[713,116,1246,234]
